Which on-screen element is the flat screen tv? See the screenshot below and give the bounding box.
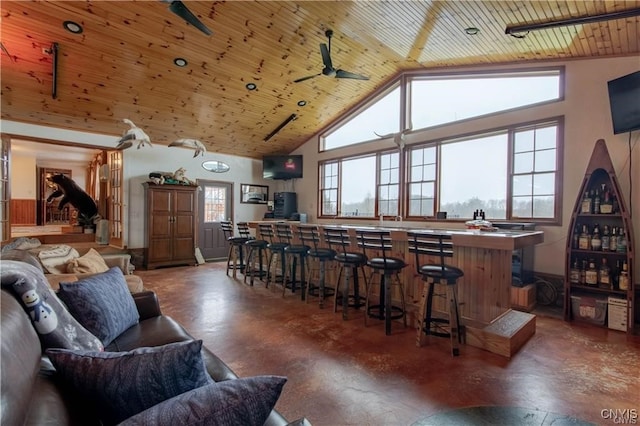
[262,155,303,180]
[607,70,640,134]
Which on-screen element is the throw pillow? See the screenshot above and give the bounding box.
[0,260,103,351]
[120,376,287,426]
[46,340,214,426]
[37,244,80,274]
[1,236,41,252]
[57,267,139,346]
[66,248,110,274]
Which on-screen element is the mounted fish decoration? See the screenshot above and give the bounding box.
[116,119,152,150]
[169,138,207,157]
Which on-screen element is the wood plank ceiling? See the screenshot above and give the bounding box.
[1,1,639,159]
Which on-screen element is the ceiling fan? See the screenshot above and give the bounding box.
[294,29,369,83]
[163,0,212,36]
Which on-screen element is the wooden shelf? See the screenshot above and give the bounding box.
[564,139,635,334]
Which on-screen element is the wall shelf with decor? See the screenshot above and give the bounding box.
[564,139,635,334]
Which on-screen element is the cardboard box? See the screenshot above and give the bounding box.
[607,296,629,332]
[511,283,536,312]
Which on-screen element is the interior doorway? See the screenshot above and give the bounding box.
[197,180,232,261]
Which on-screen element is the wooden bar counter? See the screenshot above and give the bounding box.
[249,221,544,357]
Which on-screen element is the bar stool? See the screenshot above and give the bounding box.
[221,220,249,278]
[297,225,336,308]
[243,225,268,287]
[275,223,309,300]
[408,231,464,356]
[324,227,368,320]
[356,229,407,335]
[258,223,288,290]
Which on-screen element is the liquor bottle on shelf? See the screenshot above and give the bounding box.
[609,226,618,252]
[600,186,613,213]
[590,224,601,251]
[585,259,598,286]
[573,229,579,249]
[578,225,591,250]
[594,188,601,214]
[569,259,580,284]
[618,261,629,291]
[617,228,627,253]
[598,258,611,289]
[612,193,619,214]
[612,260,621,290]
[579,260,587,285]
[601,225,610,252]
[581,190,592,214]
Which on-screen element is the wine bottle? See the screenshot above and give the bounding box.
[590,223,601,251]
[616,228,627,253]
[598,258,610,289]
[618,261,629,291]
[585,259,598,286]
[569,258,580,284]
[581,190,592,214]
[578,225,590,250]
[601,225,610,252]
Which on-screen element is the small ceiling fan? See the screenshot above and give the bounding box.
[163,0,212,36]
[294,29,369,83]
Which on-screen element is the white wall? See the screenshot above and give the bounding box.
[292,56,640,278]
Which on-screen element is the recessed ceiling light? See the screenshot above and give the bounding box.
[464,27,480,35]
[297,100,307,107]
[63,21,83,34]
[246,83,257,90]
[173,58,188,67]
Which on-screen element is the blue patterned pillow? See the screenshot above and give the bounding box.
[120,376,287,426]
[46,340,214,425]
[57,266,139,345]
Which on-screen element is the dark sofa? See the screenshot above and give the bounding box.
[0,287,289,425]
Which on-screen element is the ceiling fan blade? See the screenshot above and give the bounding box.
[294,73,321,83]
[168,0,212,35]
[319,43,333,70]
[335,69,369,80]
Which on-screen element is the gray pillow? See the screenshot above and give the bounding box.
[57,266,139,346]
[46,340,214,426]
[0,260,103,351]
[120,376,287,426]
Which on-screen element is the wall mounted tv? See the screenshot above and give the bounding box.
[263,155,303,180]
[607,70,640,134]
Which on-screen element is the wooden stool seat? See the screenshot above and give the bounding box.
[409,231,465,356]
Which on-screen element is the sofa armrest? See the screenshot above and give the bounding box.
[132,291,162,320]
[101,253,132,275]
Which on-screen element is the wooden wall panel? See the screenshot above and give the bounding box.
[10,199,36,225]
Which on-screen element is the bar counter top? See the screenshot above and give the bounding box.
[249,221,544,251]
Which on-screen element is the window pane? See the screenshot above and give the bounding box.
[533,196,554,217]
[534,149,556,172]
[411,72,560,129]
[533,172,555,195]
[514,152,533,173]
[512,196,532,217]
[411,165,423,181]
[380,169,391,184]
[513,175,533,196]
[439,134,508,219]
[535,126,557,150]
[424,164,436,180]
[514,130,535,153]
[204,187,226,222]
[341,156,376,217]
[323,86,400,150]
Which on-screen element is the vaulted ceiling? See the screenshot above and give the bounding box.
[1,1,639,159]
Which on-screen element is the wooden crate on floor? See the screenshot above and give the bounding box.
[511,283,536,312]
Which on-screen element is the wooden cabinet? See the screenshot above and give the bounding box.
[564,140,635,334]
[143,183,197,269]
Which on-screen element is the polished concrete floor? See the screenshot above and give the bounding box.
[135,262,640,426]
